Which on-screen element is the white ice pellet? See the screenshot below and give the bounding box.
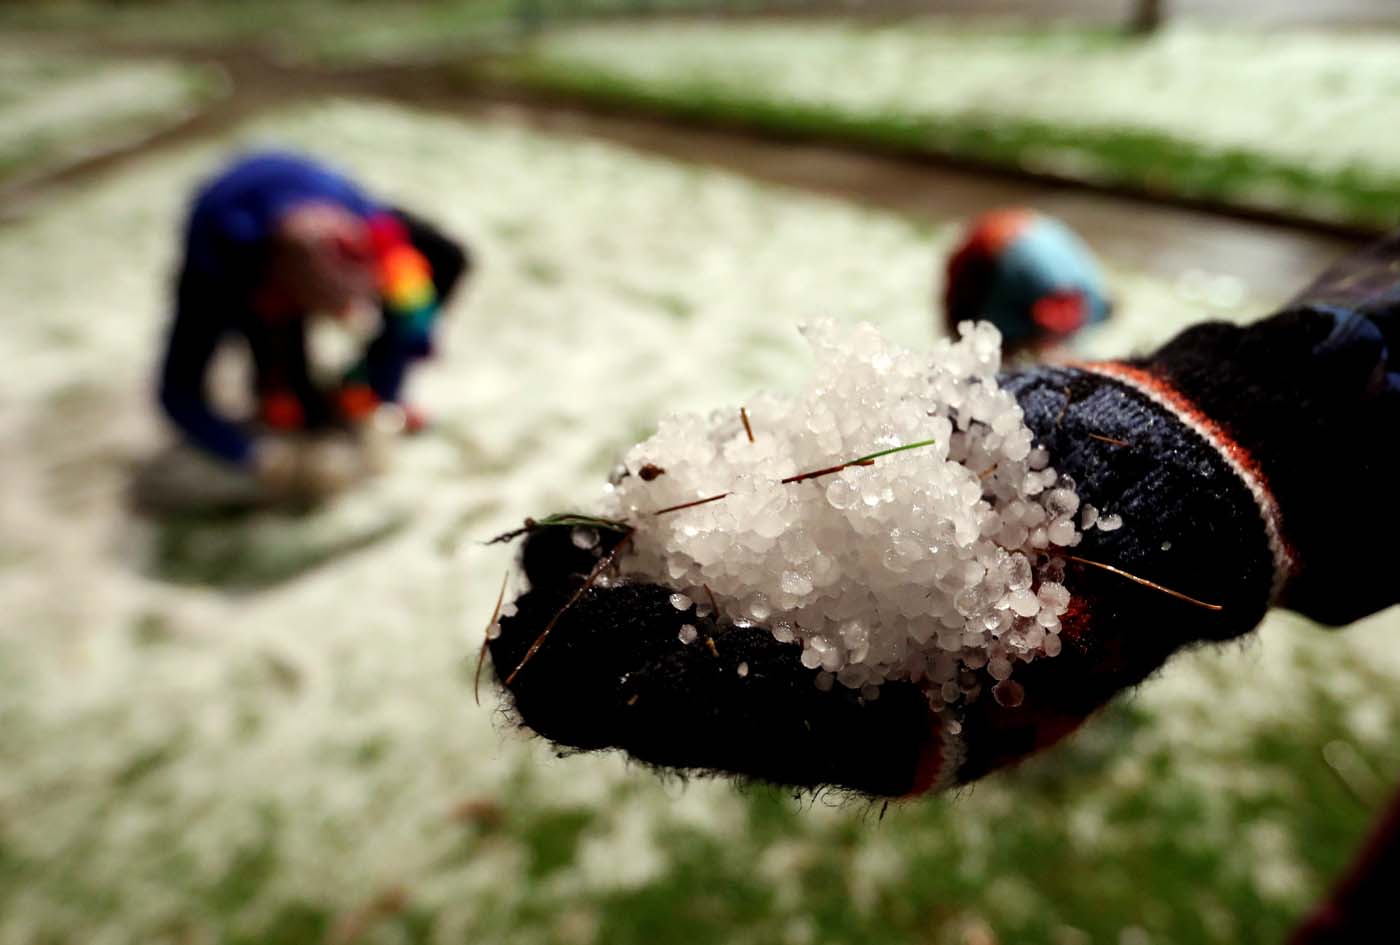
[593,319,1084,713]
[780,571,813,595]
[1047,519,1078,546]
[1008,589,1040,617]
[1080,504,1099,530]
[992,679,1025,708]
[737,662,749,677]
[572,526,600,550]
[1007,554,1032,591]
[1047,488,1079,520]
[826,479,855,510]
[1037,581,1071,614]
[1098,513,1123,532]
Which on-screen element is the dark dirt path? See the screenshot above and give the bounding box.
[0,39,1362,303]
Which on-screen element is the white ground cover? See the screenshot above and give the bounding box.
[0,48,217,184]
[522,21,1400,212]
[0,99,1396,944]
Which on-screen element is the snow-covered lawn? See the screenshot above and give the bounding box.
[0,0,748,66]
[1,100,1396,944]
[504,20,1400,226]
[0,48,218,185]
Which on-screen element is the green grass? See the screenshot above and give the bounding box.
[0,0,512,60]
[1,98,1396,944]
[14,2,1396,229]
[0,0,768,64]
[0,47,222,185]
[493,54,1400,230]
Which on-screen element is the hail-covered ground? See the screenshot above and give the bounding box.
[0,46,218,186]
[2,99,1399,945]
[506,21,1400,226]
[520,21,1400,171]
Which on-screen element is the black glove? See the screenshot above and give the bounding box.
[488,234,1400,798]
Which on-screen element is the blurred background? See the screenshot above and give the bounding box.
[2,1,1399,943]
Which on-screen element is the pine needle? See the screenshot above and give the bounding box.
[474,570,510,706]
[654,437,940,514]
[848,438,939,465]
[779,459,874,485]
[703,583,720,616]
[504,528,635,686]
[530,512,631,532]
[1067,554,1223,611]
[651,492,732,517]
[487,513,630,545]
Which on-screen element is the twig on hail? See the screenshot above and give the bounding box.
[474,570,510,706]
[740,406,755,443]
[1067,554,1223,611]
[504,528,636,685]
[650,437,939,517]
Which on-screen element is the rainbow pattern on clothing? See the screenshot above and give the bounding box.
[335,212,441,422]
[368,212,437,339]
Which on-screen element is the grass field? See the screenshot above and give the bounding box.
[0,47,220,185]
[0,0,762,65]
[1,99,1397,944]
[496,20,1400,229]
[12,3,1400,227]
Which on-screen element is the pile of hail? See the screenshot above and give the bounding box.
[589,319,1084,716]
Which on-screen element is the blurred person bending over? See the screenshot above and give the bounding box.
[944,208,1110,361]
[155,151,469,506]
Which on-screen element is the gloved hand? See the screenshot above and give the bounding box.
[488,235,1400,798]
